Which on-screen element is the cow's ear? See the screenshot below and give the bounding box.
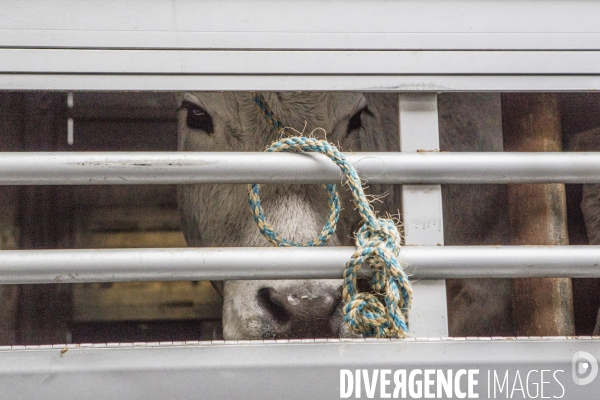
[358,93,399,152]
[346,107,366,136]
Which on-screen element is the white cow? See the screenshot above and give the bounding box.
[177,92,513,339]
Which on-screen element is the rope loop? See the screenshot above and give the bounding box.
[248,181,340,247]
[249,95,412,338]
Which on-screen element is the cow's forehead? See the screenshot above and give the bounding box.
[180,91,366,146]
[183,91,364,118]
[249,92,366,133]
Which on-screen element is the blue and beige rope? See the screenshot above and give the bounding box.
[253,93,285,132]
[248,94,412,338]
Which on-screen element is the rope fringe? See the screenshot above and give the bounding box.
[248,95,412,338]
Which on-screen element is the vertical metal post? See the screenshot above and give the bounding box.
[399,93,448,337]
[502,93,575,336]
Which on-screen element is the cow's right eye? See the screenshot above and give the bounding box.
[181,101,214,134]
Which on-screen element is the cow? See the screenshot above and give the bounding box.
[177,91,513,340]
[567,126,600,335]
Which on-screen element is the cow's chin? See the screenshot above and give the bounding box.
[221,279,360,340]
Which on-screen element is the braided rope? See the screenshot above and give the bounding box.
[253,93,285,132]
[248,180,340,247]
[248,133,412,338]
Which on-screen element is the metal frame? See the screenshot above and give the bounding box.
[2,1,600,91]
[2,0,600,397]
[2,0,599,51]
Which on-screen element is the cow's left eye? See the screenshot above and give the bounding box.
[181,101,214,134]
[346,107,367,135]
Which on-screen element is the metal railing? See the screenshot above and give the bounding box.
[3,152,600,185]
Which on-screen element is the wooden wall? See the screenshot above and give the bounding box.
[0,91,222,345]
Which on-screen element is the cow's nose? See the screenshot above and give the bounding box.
[257,286,343,338]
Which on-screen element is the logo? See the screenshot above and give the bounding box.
[572,351,598,386]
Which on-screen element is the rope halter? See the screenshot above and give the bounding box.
[248,94,412,338]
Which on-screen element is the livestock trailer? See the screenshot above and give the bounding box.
[1,1,600,398]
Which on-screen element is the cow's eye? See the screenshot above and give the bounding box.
[181,101,214,134]
[346,107,367,135]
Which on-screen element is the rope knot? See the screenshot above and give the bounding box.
[343,292,394,338]
[355,218,402,255]
[343,218,411,338]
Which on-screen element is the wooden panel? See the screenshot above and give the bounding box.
[0,92,23,345]
[71,92,177,121]
[70,185,178,208]
[0,92,22,251]
[71,205,222,323]
[64,93,219,327]
[69,319,222,342]
[560,93,600,136]
[78,231,186,249]
[18,92,73,345]
[72,281,221,322]
[68,120,176,151]
[77,207,182,232]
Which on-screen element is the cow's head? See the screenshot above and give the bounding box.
[177,92,398,339]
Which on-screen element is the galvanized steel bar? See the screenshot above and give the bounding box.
[4,152,600,185]
[2,246,600,284]
[0,338,598,400]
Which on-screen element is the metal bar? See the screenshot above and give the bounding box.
[3,0,600,42]
[4,31,600,51]
[4,74,600,92]
[0,338,598,400]
[4,49,600,75]
[2,0,600,50]
[2,246,600,284]
[4,152,600,185]
[399,93,448,337]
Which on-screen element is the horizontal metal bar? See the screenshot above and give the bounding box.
[5,74,600,91]
[3,2,600,91]
[1,338,598,400]
[3,0,600,51]
[2,246,600,284]
[5,31,600,51]
[5,50,600,75]
[3,152,600,185]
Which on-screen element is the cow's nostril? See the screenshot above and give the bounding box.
[257,287,291,325]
